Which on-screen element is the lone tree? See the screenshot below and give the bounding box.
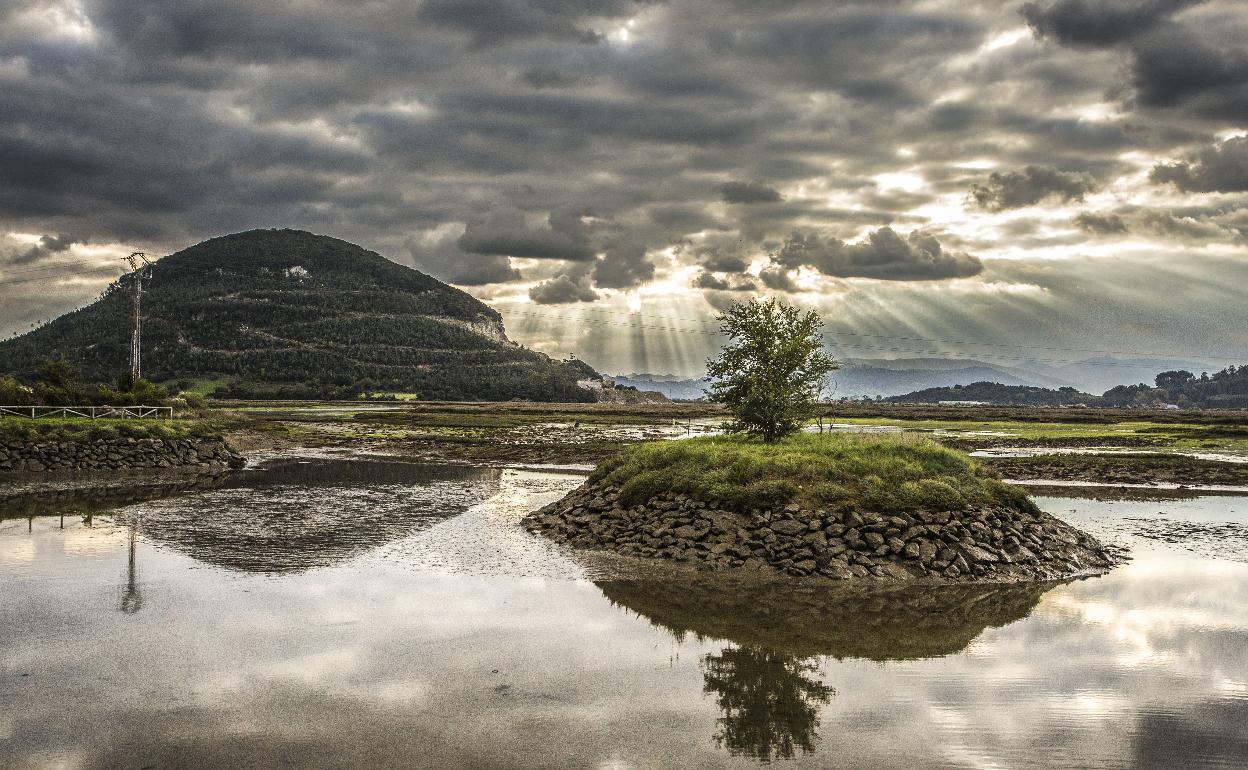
[706,298,838,443]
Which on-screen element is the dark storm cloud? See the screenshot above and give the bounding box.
[701,252,750,274]
[714,8,980,95]
[1152,137,1248,193]
[693,271,756,292]
[1022,0,1207,48]
[1130,29,1248,119]
[1023,1,1248,123]
[1,0,1246,352]
[3,233,83,265]
[758,266,801,292]
[87,0,358,62]
[406,234,521,286]
[1074,212,1129,235]
[969,166,1098,211]
[646,204,723,234]
[772,227,983,281]
[458,206,595,261]
[447,256,521,285]
[592,241,655,290]
[521,67,587,89]
[719,181,782,204]
[418,0,654,46]
[528,267,600,304]
[0,0,1007,264]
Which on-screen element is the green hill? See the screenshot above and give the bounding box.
[886,370,1248,408]
[0,229,598,401]
[885,381,1096,406]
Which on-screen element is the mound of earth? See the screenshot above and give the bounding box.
[523,436,1119,583]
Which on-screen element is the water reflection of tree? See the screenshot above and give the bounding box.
[702,645,834,762]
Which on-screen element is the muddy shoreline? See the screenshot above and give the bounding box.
[5,402,1245,507]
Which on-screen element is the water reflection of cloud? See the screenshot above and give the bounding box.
[3,486,1248,768]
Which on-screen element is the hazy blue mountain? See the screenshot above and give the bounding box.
[617,354,1232,401]
[618,360,1066,400]
[1015,356,1228,395]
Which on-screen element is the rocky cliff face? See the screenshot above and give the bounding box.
[523,482,1119,583]
[438,316,511,344]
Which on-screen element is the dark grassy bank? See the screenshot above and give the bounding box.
[0,417,226,444]
[984,453,1248,486]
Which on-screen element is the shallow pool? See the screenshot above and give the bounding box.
[2,457,1246,768]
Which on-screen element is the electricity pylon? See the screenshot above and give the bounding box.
[120,252,153,380]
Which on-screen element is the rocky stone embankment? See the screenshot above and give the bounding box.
[523,483,1118,582]
[0,436,246,474]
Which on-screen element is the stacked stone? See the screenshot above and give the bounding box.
[0,437,246,474]
[523,483,1117,582]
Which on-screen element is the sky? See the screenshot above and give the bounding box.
[1,0,1247,377]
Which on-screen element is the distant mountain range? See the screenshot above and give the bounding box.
[885,367,1248,409]
[0,229,600,401]
[615,353,1227,401]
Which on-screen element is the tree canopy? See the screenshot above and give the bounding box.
[706,299,838,442]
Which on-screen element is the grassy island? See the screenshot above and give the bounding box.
[526,432,1117,582]
[591,433,1035,516]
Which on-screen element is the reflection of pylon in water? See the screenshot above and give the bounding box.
[119,526,143,614]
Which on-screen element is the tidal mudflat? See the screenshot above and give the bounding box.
[3,454,1246,769]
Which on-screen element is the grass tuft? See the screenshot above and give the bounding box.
[590,433,1035,515]
[0,417,223,444]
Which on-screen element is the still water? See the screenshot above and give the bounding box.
[2,456,1247,769]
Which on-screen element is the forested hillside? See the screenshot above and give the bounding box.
[884,382,1096,406]
[1101,367,1248,409]
[0,229,598,401]
[886,367,1248,409]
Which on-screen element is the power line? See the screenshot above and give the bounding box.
[503,309,1235,369]
[0,273,118,288]
[1,260,1237,368]
[508,307,1226,361]
[0,258,122,279]
[0,263,123,289]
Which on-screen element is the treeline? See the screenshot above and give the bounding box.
[884,382,1094,406]
[0,360,175,407]
[211,359,598,402]
[886,366,1248,408]
[1101,367,1248,409]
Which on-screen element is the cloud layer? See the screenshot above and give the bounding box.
[772,227,983,281]
[1,0,1247,371]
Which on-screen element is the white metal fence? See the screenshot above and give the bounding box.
[0,405,174,420]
